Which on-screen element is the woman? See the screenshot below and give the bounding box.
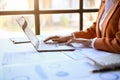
[44,0,120,53]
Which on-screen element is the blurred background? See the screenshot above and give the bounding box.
[0,0,100,39]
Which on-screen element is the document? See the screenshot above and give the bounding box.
[2,51,69,65]
[2,60,120,80]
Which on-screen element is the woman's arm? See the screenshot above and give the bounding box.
[73,22,97,39]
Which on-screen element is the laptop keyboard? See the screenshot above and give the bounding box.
[39,41,58,48]
[39,40,67,48]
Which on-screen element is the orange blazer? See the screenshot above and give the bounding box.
[73,0,120,53]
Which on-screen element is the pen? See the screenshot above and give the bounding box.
[92,66,120,73]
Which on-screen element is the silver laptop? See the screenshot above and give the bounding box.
[16,16,75,52]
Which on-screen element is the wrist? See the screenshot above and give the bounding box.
[91,38,97,48]
[88,39,92,47]
[66,33,74,40]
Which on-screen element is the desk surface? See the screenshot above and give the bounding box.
[0,37,120,80]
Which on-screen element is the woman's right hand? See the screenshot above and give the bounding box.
[44,35,72,43]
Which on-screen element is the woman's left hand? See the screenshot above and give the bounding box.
[66,38,92,47]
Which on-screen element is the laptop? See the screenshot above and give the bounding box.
[16,16,75,52]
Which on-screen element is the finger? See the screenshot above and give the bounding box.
[44,36,59,42]
[52,39,62,43]
[52,38,59,41]
[66,39,73,45]
[44,38,51,42]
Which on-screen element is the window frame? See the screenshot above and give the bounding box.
[0,0,98,35]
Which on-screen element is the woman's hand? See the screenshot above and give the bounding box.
[44,35,72,43]
[66,38,92,47]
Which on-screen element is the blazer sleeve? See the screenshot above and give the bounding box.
[94,18,120,53]
[73,22,97,39]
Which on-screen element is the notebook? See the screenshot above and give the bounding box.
[85,53,120,67]
[81,49,120,68]
[16,16,75,52]
[63,48,120,68]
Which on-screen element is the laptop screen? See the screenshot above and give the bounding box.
[16,16,39,48]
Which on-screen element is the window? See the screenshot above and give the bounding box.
[0,0,100,39]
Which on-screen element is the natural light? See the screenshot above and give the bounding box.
[5,0,29,10]
[0,0,100,39]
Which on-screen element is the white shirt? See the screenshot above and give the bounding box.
[91,0,116,48]
[99,0,116,31]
